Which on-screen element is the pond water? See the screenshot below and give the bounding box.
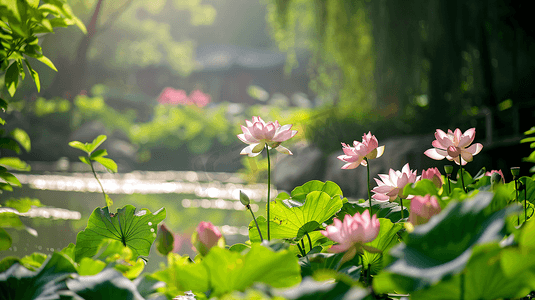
[2,170,277,272]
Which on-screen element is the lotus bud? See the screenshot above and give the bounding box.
[491,172,503,185]
[421,167,443,188]
[408,195,441,226]
[193,221,223,256]
[240,190,250,206]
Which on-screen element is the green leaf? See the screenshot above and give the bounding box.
[0,211,24,229]
[79,156,91,165]
[299,252,345,278]
[0,228,12,251]
[0,252,77,299]
[5,62,18,97]
[203,245,301,297]
[23,59,40,92]
[69,141,89,153]
[93,156,118,173]
[517,176,535,204]
[0,170,22,186]
[361,218,403,275]
[0,97,7,111]
[3,197,42,213]
[77,257,106,276]
[525,126,535,135]
[19,252,48,271]
[87,135,107,153]
[90,149,108,159]
[403,179,439,197]
[28,55,57,71]
[105,194,113,207]
[0,138,20,154]
[248,191,343,242]
[155,224,174,256]
[0,157,31,171]
[381,192,518,292]
[338,200,408,224]
[74,205,166,262]
[411,244,532,300]
[291,180,343,202]
[66,268,144,299]
[10,128,31,152]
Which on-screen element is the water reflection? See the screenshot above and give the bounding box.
[13,170,276,237]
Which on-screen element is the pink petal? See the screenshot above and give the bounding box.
[273,129,297,142]
[465,143,483,155]
[342,162,359,169]
[458,128,476,148]
[435,129,453,148]
[375,145,385,158]
[275,145,293,155]
[424,148,447,160]
[453,128,462,145]
[372,193,390,201]
[461,150,473,163]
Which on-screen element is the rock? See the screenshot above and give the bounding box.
[273,143,324,192]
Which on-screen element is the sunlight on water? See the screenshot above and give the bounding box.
[13,171,276,237]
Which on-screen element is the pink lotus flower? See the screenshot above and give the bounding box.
[424,128,483,165]
[194,221,222,255]
[189,89,211,108]
[237,116,297,157]
[337,132,385,169]
[321,210,380,254]
[408,195,442,226]
[421,167,443,189]
[485,169,505,184]
[158,87,189,105]
[372,163,420,202]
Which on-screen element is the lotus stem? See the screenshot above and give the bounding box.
[365,158,372,215]
[306,232,313,253]
[458,156,467,193]
[266,147,271,241]
[400,198,404,220]
[367,263,371,287]
[247,205,263,242]
[301,239,306,254]
[514,176,520,225]
[89,157,108,207]
[447,175,451,194]
[296,242,306,257]
[525,184,528,222]
[460,272,465,300]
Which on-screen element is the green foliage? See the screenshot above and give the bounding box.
[248,190,343,243]
[522,126,535,172]
[0,0,86,96]
[373,192,519,295]
[153,244,301,298]
[361,218,402,275]
[74,205,166,262]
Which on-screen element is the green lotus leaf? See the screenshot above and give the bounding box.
[0,252,76,299]
[67,268,144,300]
[378,192,517,292]
[361,218,402,275]
[290,180,344,202]
[410,244,532,300]
[204,245,301,297]
[75,205,165,262]
[248,191,343,242]
[403,179,439,197]
[338,200,408,224]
